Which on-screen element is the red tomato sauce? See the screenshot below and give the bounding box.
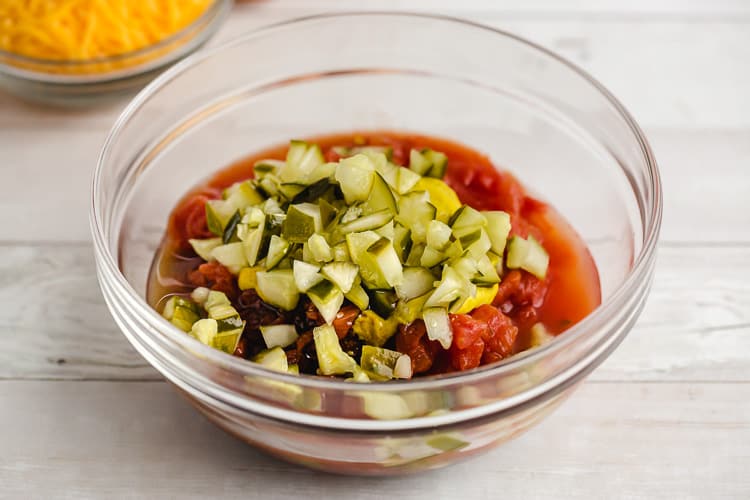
[150,131,601,376]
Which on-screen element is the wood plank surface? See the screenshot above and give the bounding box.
[1,380,747,499]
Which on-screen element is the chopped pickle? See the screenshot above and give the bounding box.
[189,237,221,261]
[307,280,345,324]
[361,345,412,379]
[260,324,299,349]
[162,296,200,332]
[255,270,300,310]
[293,260,323,292]
[507,235,550,279]
[169,137,558,381]
[252,346,289,372]
[283,203,322,243]
[313,324,358,376]
[353,310,399,347]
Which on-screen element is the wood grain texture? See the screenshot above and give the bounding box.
[1,380,748,499]
[0,244,747,382]
[1,1,748,497]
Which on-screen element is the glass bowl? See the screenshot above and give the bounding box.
[0,0,232,106]
[91,13,662,475]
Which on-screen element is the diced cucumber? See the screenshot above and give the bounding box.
[260,324,299,349]
[363,173,397,215]
[474,254,501,284]
[253,159,284,178]
[426,220,452,251]
[345,282,370,310]
[224,180,264,206]
[322,261,359,293]
[240,225,264,266]
[409,148,448,179]
[405,243,425,267]
[307,233,333,263]
[425,266,466,308]
[450,205,486,232]
[332,242,350,262]
[189,237,221,261]
[210,242,247,274]
[393,292,432,324]
[162,296,200,332]
[204,289,230,310]
[306,162,337,184]
[482,211,512,256]
[338,209,394,234]
[345,231,381,264]
[359,237,403,289]
[241,206,265,227]
[395,267,436,300]
[292,260,323,292]
[420,246,445,268]
[397,191,437,243]
[255,270,300,310]
[190,318,218,345]
[506,235,549,279]
[375,220,395,241]
[394,167,422,194]
[252,346,289,372]
[282,203,322,243]
[423,307,452,349]
[280,141,325,183]
[278,183,306,200]
[265,235,290,269]
[361,345,412,379]
[422,149,448,179]
[367,289,398,318]
[205,199,237,236]
[335,154,375,204]
[307,280,345,325]
[392,224,412,262]
[313,324,359,375]
[462,228,492,260]
[352,310,398,347]
[257,175,280,198]
[340,205,362,224]
[409,148,432,176]
[190,318,242,355]
[315,198,337,228]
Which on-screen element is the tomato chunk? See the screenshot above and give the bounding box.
[188,262,238,299]
[471,304,518,359]
[396,321,439,374]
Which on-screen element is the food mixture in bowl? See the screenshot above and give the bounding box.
[148,132,601,381]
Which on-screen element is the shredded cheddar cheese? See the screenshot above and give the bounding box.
[0,0,212,65]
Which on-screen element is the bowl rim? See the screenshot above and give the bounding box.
[0,0,232,84]
[92,11,662,399]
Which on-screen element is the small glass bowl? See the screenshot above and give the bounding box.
[91,13,662,474]
[0,0,232,106]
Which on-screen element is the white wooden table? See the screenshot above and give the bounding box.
[2,1,749,498]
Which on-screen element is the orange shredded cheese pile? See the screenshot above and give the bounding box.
[0,0,212,62]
